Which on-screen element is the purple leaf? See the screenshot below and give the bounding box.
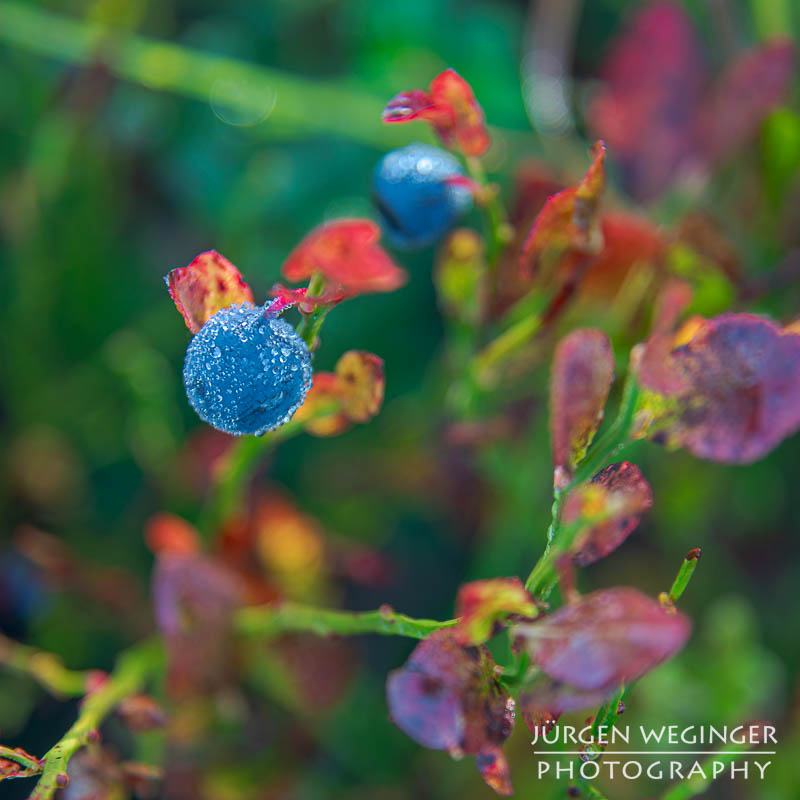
[513,587,690,692]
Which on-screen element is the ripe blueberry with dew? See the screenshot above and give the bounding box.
[373,142,473,249]
[183,301,312,436]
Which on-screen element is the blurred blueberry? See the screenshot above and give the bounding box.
[0,552,48,623]
[183,302,312,436]
[373,143,472,249]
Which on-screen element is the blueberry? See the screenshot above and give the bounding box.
[373,143,472,249]
[183,302,312,436]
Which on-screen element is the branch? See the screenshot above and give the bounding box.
[235,601,457,640]
[0,631,89,698]
[28,639,161,800]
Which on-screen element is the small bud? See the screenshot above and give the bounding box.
[686,547,702,561]
[117,695,167,733]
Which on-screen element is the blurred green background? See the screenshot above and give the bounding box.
[1,0,799,798]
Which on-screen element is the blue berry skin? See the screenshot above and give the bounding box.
[183,302,312,436]
[373,142,472,249]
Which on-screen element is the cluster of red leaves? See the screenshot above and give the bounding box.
[382,68,490,156]
[274,219,406,308]
[294,350,385,436]
[513,588,690,733]
[589,0,796,201]
[519,141,606,279]
[635,305,800,463]
[167,222,405,336]
[389,576,689,794]
[563,462,653,567]
[386,629,515,795]
[549,328,614,487]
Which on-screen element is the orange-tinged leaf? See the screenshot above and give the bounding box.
[550,329,615,484]
[166,251,254,333]
[335,350,385,423]
[453,578,537,646]
[520,142,606,276]
[282,219,406,296]
[294,372,350,437]
[563,462,653,566]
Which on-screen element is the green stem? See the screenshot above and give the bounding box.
[29,639,161,800]
[235,601,457,640]
[295,272,331,350]
[471,313,542,388]
[524,377,641,596]
[465,156,512,264]
[0,632,88,698]
[197,418,305,540]
[571,377,640,485]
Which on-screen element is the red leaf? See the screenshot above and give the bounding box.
[453,577,537,646]
[513,587,690,692]
[166,251,254,334]
[429,69,490,156]
[550,328,615,485]
[386,629,514,794]
[699,39,796,164]
[520,142,606,277]
[639,313,800,463]
[383,69,490,157]
[282,219,407,298]
[587,1,706,201]
[382,88,437,123]
[563,462,653,566]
